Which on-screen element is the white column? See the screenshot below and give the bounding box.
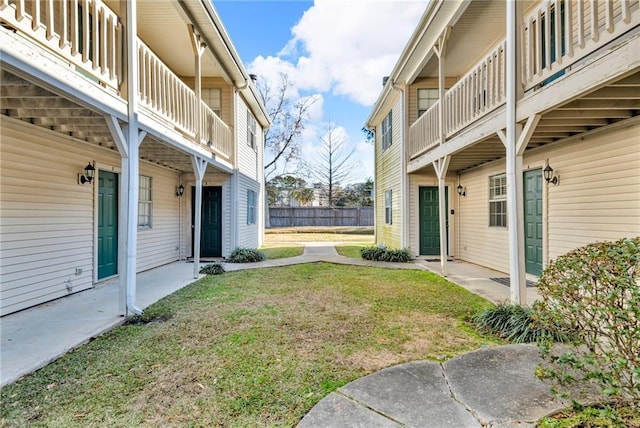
[189,25,206,143]
[192,156,207,278]
[124,0,144,315]
[433,156,450,276]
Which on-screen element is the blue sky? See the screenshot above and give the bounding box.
[214,0,429,184]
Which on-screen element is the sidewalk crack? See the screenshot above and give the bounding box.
[440,363,486,427]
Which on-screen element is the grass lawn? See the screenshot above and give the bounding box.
[335,245,366,258]
[1,263,498,427]
[260,246,304,259]
[265,227,374,246]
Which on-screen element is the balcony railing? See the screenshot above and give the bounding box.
[409,0,639,160]
[1,0,120,89]
[0,0,232,160]
[523,0,640,90]
[409,101,440,158]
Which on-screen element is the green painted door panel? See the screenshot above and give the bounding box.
[524,170,543,276]
[419,186,448,256]
[192,186,222,257]
[98,171,118,279]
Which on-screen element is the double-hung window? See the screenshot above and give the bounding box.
[489,174,507,227]
[384,190,393,225]
[417,88,439,117]
[247,109,257,150]
[202,88,221,117]
[138,175,152,228]
[247,189,257,225]
[381,110,393,151]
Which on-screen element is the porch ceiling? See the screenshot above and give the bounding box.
[412,70,640,175]
[1,70,198,173]
[105,0,225,79]
[419,0,508,79]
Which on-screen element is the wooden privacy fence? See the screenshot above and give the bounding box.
[269,207,374,227]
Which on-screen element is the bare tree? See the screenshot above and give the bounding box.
[257,73,317,180]
[310,124,360,207]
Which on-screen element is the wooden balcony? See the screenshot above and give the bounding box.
[0,0,232,160]
[409,0,640,161]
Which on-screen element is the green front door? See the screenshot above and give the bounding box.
[419,186,448,255]
[98,171,118,279]
[193,186,222,257]
[524,170,543,276]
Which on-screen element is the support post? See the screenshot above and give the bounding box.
[432,156,450,276]
[192,156,207,279]
[189,25,206,143]
[123,0,144,315]
[433,27,450,146]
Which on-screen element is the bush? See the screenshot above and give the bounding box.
[200,263,225,275]
[473,304,567,343]
[227,247,266,263]
[360,244,412,263]
[533,237,640,406]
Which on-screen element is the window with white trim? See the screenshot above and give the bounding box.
[138,175,152,228]
[247,109,257,150]
[417,88,439,117]
[384,189,393,225]
[489,173,507,227]
[381,110,393,151]
[247,189,257,225]
[202,88,221,117]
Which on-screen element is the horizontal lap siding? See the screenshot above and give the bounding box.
[458,163,510,273]
[457,123,640,274]
[136,164,180,272]
[0,120,116,315]
[526,124,640,259]
[236,94,262,249]
[375,96,403,248]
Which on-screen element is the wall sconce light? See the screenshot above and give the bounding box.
[78,162,95,184]
[543,161,559,185]
[457,184,466,197]
[176,184,185,197]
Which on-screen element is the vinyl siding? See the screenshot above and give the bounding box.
[235,92,263,249]
[458,162,510,273]
[0,118,188,315]
[457,123,640,274]
[526,124,640,259]
[136,163,181,271]
[374,95,403,248]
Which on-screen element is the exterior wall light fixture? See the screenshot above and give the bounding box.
[79,162,95,184]
[543,160,559,185]
[176,184,185,197]
[457,184,466,197]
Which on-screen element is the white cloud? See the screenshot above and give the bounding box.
[249,0,428,107]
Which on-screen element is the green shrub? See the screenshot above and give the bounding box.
[472,304,566,343]
[533,237,640,406]
[360,244,412,263]
[200,263,225,275]
[227,247,266,263]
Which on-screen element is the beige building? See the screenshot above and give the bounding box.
[367,0,640,303]
[0,0,270,316]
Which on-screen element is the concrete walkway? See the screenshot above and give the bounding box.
[0,243,557,427]
[298,344,566,428]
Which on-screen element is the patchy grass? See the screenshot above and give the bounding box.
[260,246,304,260]
[1,263,497,427]
[539,404,640,427]
[335,245,366,258]
[265,227,374,246]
